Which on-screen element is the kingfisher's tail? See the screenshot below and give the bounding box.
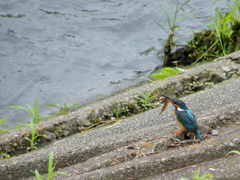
[195,130,204,141]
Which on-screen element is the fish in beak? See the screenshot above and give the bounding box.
[159,95,174,114]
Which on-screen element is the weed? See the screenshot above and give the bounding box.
[134,90,157,109]
[178,168,214,180]
[32,151,69,180]
[190,0,240,64]
[10,97,53,124]
[25,121,46,150]
[47,103,80,115]
[102,176,112,180]
[151,67,181,79]
[209,0,240,55]
[113,105,121,119]
[14,123,30,129]
[33,170,44,180]
[0,119,9,133]
[193,168,214,180]
[0,153,10,160]
[112,103,132,119]
[154,0,192,66]
[133,86,160,110]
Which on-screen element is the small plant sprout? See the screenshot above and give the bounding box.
[0,119,9,133]
[208,0,240,56]
[33,170,44,180]
[133,85,160,110]
[14,123,30,129]
[193,168,214,180]
[113,105,121,119]
[10,97,53,124]
[191,0,240,65]
[25,121,46,150]
[32,151,69,180]
[154,0,192,66]
[47,103,80,115]
[178,168,214,180]
[0,152,10,160]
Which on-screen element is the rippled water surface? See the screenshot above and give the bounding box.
[0,0,228,128]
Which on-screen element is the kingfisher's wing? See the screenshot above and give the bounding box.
[176,109,199,133]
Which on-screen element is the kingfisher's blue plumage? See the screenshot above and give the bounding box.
[160,95,204,141]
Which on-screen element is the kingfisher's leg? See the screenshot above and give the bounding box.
[173,128,186,134]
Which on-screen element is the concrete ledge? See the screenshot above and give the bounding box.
[0,51,240,180]
[0,53,239,155]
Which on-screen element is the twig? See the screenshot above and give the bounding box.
[131,141,147,158]
[81,119,125,133]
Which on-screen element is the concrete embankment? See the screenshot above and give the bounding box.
[0,51,240,180]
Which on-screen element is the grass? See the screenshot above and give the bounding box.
[25,121,46,150]
[0,119,9,133]
[209,0,240,55]
[113,105,123,119]
[47,103,80,116]
[133,85,160,110]
[14,123,30,129]
[190,0,240,65]
[32,151,69,180]
[178,168,214,180]
[112,102,136,119]
[0,153,10,160]
[10,97,53,124]
[154,0,192,66]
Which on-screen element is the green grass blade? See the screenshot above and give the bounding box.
[152,19,168,34]
[176,0,191,14]
[34,97,40,123]
[148,94,158,102]
[48,151,54,180]
[50,172,70,179]
[9,105,30,113]
[191,39,220,65]
[163,0,174,10]
[47,104,61,108]
[31,170,45,180]
[227,150,240,155]
[55,172,69,176]
[133,89,146,98]
[30,121,36,148]
[26,104,34,117]
[213,0,221,5]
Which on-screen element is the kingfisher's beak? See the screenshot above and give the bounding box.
[159,95,174,103]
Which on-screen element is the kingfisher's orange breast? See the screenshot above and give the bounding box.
[173,111,195,135]
[173,111,186,130]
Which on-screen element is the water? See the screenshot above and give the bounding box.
[0,0,229,129]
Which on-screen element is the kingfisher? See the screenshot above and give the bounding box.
[159,95,204,141]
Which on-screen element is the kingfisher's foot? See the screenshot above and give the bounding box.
[173,130,183,134]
